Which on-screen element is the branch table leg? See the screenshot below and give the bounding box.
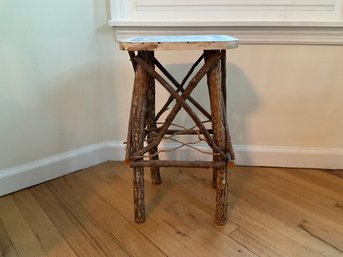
[205,50,229,225]
[145,51,161,185]
[127,49,233,225]
[129,51,150,223]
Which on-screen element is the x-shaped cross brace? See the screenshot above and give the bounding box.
[125,49,235,225]
[127,50,233,164]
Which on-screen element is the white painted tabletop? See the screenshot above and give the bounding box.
[119,35,239,51]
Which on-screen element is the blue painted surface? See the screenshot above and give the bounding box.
[121,35,238,43]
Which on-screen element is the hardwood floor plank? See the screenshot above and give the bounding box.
[227,167,343,250]
[0,195,47,257]
[282,168,343,195]
[235,166,338,208]
[12,189,78,257]
[246,167,343,215]
[229,195,343,257]
[303,169,343,187]
[164,167,304,227]
[233,167,343,225]
[229,227,287,257]
[253,167,343,216]
[228,209,329,257]
[264,167,342,202]
[0,218,19,257]
[322,169,343,179]
[75,164,253,257]
[82,162,256,257]
[47,177,164,257]
[46,175,176,257]
[1,161,342,257]
[108,163,341,256]
[74,171,213,257]
[276,168,343,213]
[163,166,338,257]
[185,167,343,256]
[173,167,306,226]
[30,184,130,257]
[298,219,343,252]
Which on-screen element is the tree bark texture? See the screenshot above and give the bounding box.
[130,160,226,168]
[221,50,235,161]
[145,52,161,185]
[128,51,150,223]
[126,50,232,225]
[132,53,226,160]
[205,50,229,225]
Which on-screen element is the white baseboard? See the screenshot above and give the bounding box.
[1,141,342,196]
[0,142,124,196]
[154,144,343,170]
[233,145,343,169]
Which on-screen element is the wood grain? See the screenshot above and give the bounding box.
[0,161,342,257]
[12,189,77,257]
[129,51,150,222]
[75,167,230,257]
[90,163,255,257]
[0,218,18,257]
[145,51,161,185]
[205,50,228,225]
[0,196,47,257]
[30,184,130,257]
[45,176,164,257]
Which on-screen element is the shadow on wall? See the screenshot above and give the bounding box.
[43,62,109,153]
[149,59,260,165]
[154,59,260,216]
[227,63,260,165]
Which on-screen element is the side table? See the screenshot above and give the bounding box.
[119,35,238,225]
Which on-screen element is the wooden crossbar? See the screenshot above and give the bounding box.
[146,129,214,135]
[129,160,227,168]
[154,55,211,121]
[132,53,228,161]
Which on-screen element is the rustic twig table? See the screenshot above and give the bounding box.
[119,35,239,225]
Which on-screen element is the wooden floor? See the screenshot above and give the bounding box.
[0,162,342,257]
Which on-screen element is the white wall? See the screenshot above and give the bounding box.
[114,45,343,150]
[0,0,118,170]
[1,1,343,180]
[227,44,343,148]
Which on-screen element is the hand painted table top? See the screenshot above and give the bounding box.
[119,35,239,51]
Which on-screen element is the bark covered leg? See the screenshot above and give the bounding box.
[129,51,150,223]
[205,50,229,225]
[133,167,145,223]
[146,52,161,185]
